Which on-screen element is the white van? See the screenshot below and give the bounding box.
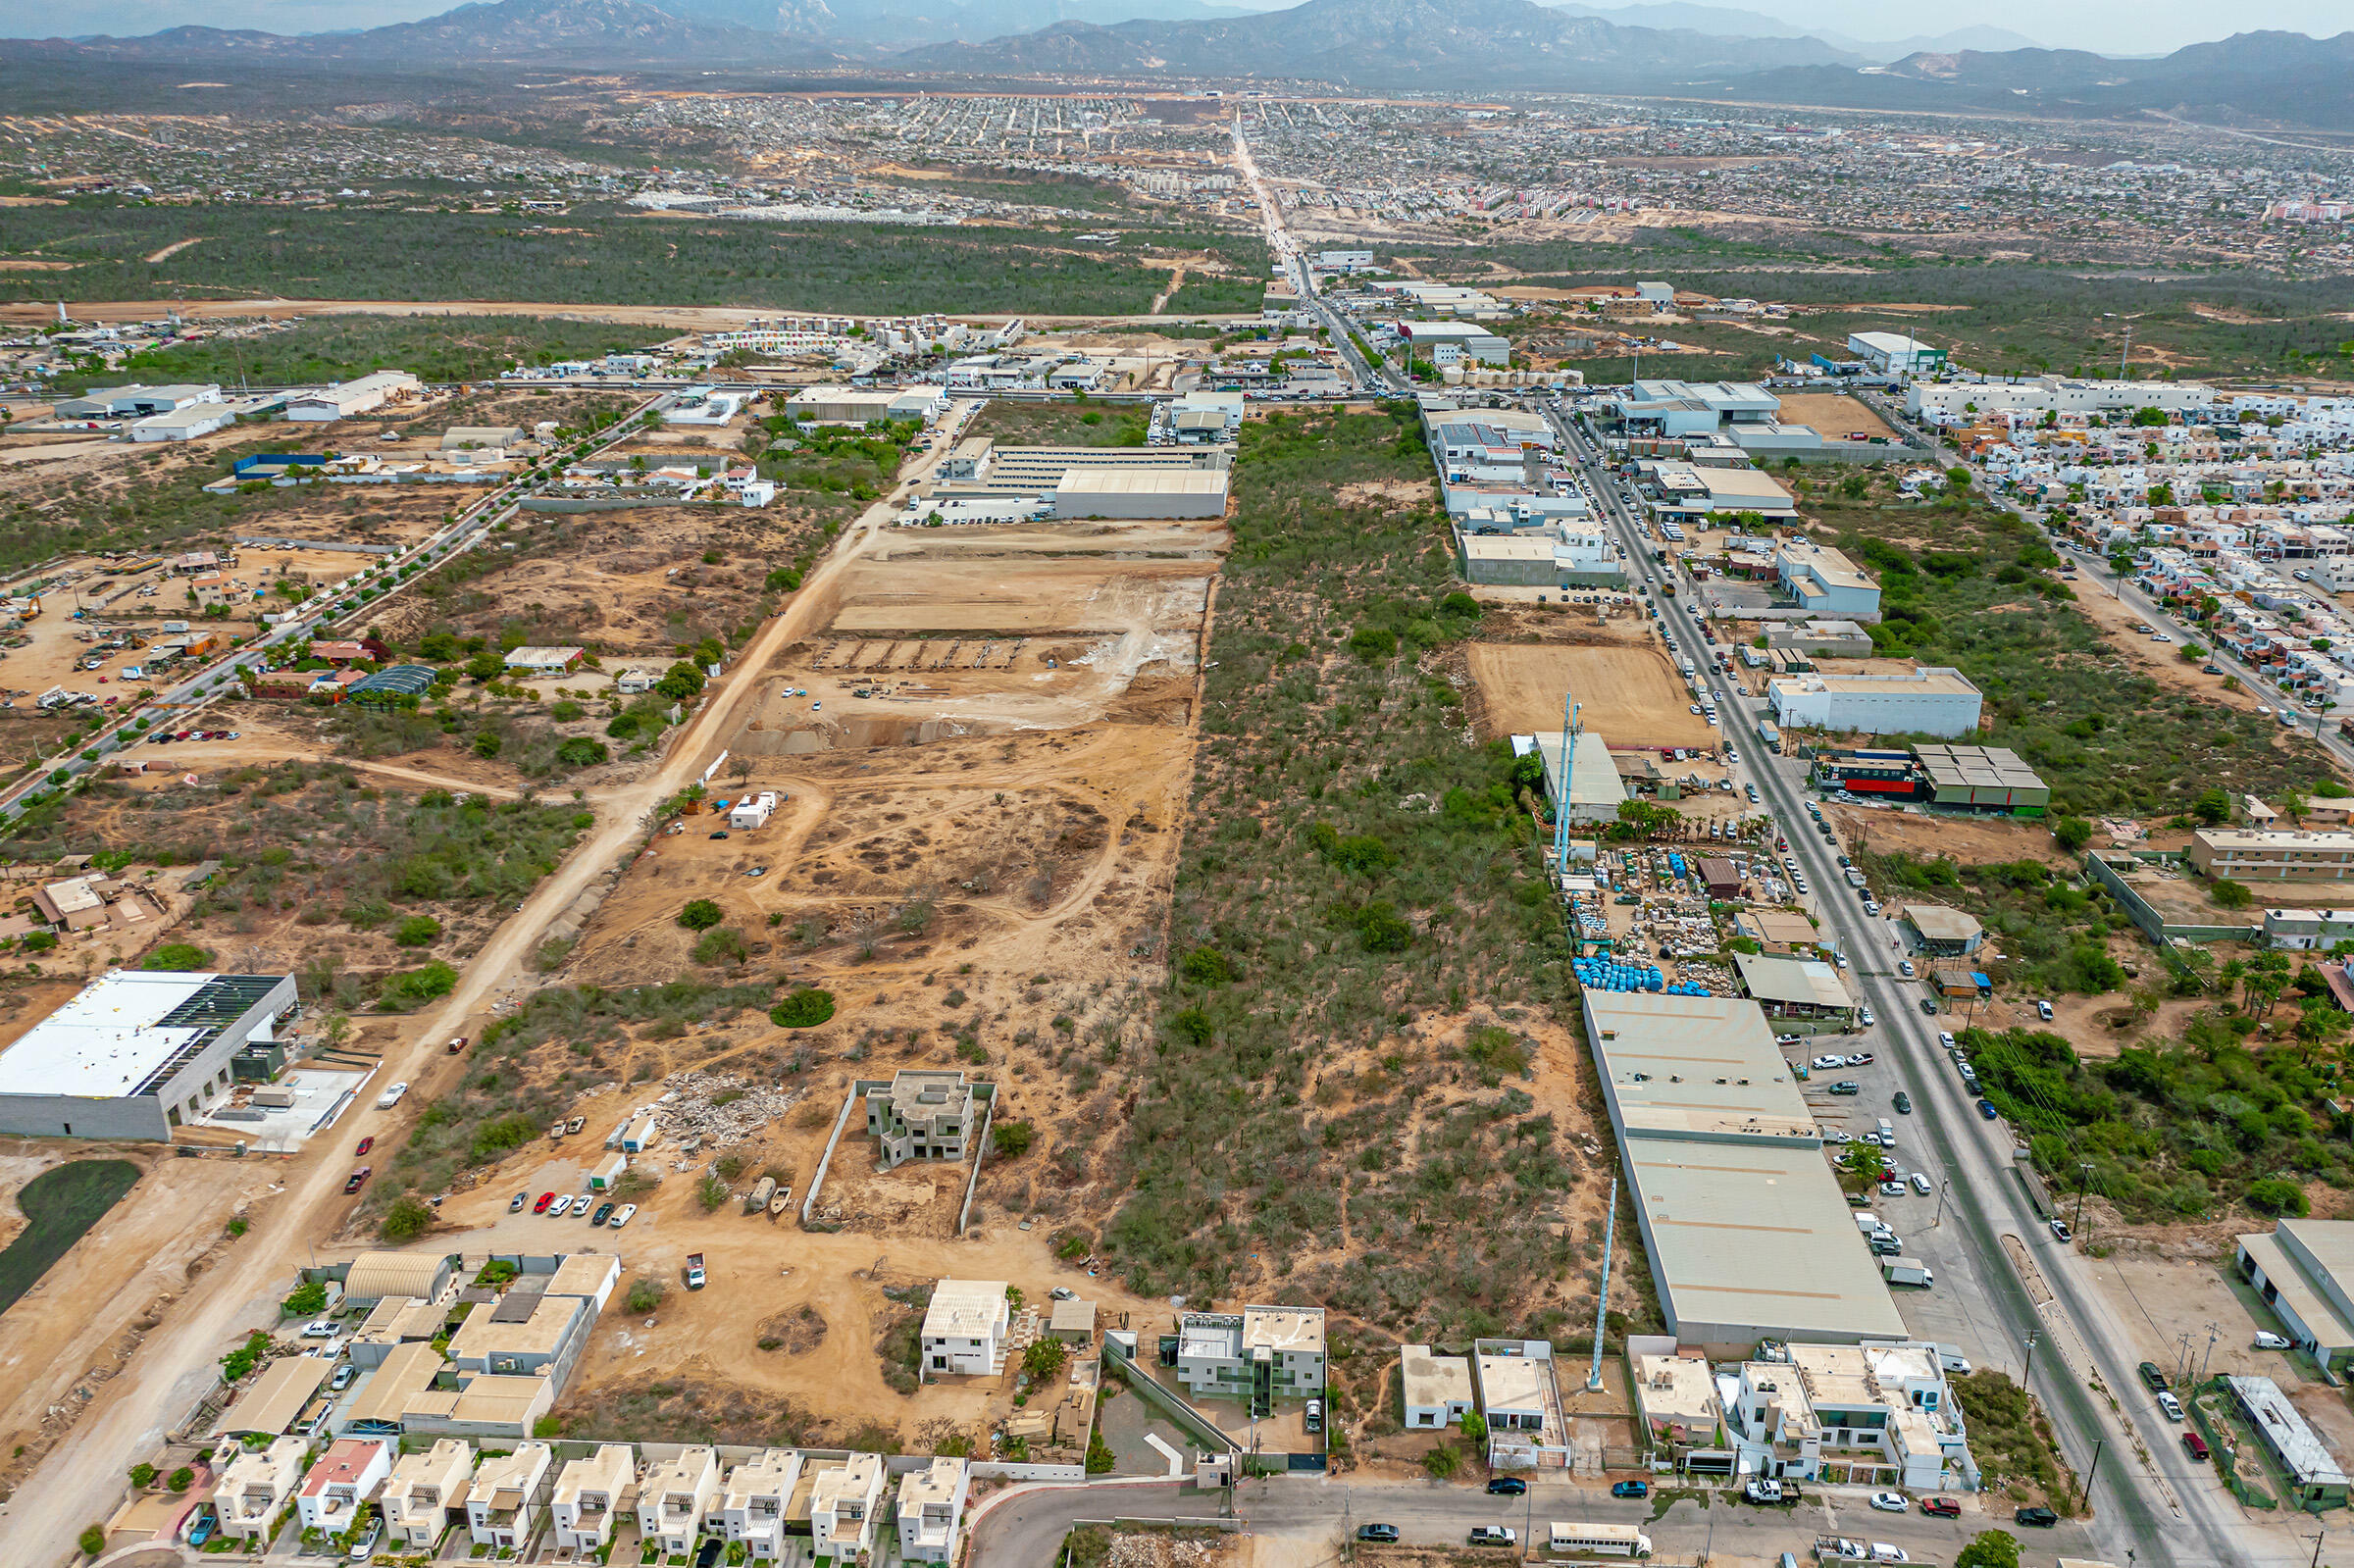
[1876,1118,1895,1142]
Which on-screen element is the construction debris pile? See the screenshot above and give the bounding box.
[653,1070,806,1149]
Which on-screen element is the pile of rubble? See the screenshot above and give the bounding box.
[651,1070,806,1150]
[1101,1533,1227,1568]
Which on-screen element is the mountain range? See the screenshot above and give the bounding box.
[8,0,2353,132]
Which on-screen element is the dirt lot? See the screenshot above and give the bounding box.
[2072,584,2285,719]
[1776,391,1896,441]
[1826,802,2067,867]
[0,1142,283,1498]
[1464,640,1713,749]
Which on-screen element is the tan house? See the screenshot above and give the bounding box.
[639,1444,722,1557]
[718,1448,803,1560]
[382,1439,475,1549]
[216,1437,307,1543]
[466,1442,554,1550]
[552,1443,637,1555]
[808,1453,888,1562]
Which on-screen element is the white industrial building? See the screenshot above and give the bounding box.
[1767,668,1983,739]
[1397,321,1510,367]
[784,385,946,427]
[1051,468,1228,520]
[2236,1220,2354,1372]
[130,404,235,441]
[729,792,779,830]
[286,371,421,422]
[0,970,298,1139]
[1579,990,1909,1353]
[1519,731,1627,826]
[1846,332,1948,376]
[1775,541,1881,617]
[661,387,751,425]
[1907,376,2214,424]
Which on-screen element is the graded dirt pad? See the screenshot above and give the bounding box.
[1464,640,1712,748]
[0,1144,281,1498]
[1775,391,1896,441]
[1826,803,2066,867]
[824,554,1212,636]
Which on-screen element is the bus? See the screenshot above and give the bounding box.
[1548,1522,1653,1557]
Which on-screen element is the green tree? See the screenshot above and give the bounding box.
[79,1525,106,1559]
[2192,787,2232,826]
[464,650,504,681]
[1460,1410,1488,1444]
[2247,1178,2310,1217]
[128,1463,157,1488]
[1954,1531,2022,1568]
[771,987,836,1028]
[393,914,443,948]
[677,898,725,931]
[281,1280,329,1317]
[1022,1338,1068,1379]
[166,1466,194,1492]
[2211,879,2254,910]
[993,1120,1037,1157]
[2052,817,2094,853]
[379,1193,435,1243]
[141,942,212,971]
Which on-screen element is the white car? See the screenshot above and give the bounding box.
[547,1194,574,1217]
[375,1082,409,1109]
[1868,1492,1909,1513]
[302,1319,337,1338]
[610,1204,638,1229]
[1910,1173,1932,1195]
[1937,1031,1957,1049]
[2156,1390,2184,1421]
[573,1191,591,1214]
[1859,1005,1875,1026]
[1898,960,1916,978]
[1813,1054,1850,1071]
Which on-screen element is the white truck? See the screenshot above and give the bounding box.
[1678,654,1697,677]
[1881,1256,1933,1288]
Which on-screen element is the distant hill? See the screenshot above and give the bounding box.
[1544,2,2039,64]
[892,0,1847,87]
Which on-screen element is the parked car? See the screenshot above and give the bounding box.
[348,1522,383,1560]
[1356,1526,1400,1543]
[2256,1332,2294,1350]
[1848,1053,1875,1066]
[1868,1492,1908,1512]
[1829,1081,1862,1095]
[1610,1480,1647,1498]
[2015,1507,2059,1528]
[331,1363,354,1391]
[590,1202,616,1226]
[1305,1398,1323,1434]
[1919,1497,1960,1519]
[2157,1391,2184,1422]
[1858,1005,1874,1026]
[375,1082,409,1110]
[610,1203,638,1228]
[1977,1098,1999,1120]
[342,1167,371,1193]
[185,1514,215,1546]
[510,1191,529,1213]
[1049,1287,1077,1302]
[1487,1476,1527,1495]
[534,1191,556,1214]
[548,1194,574,1217]
[1468,1527,1516,1546]
[2050,1219,2073,1242]
[2035,999,2055,1021]
[1910,1173,1932,1195]
[353,1136,373,1156]
[1879,1181,1907,1197]
[2182,1431,2210,1461]
[1897,960,1916,979]
[1812,1054,1849,1071]
[1892,1092,1912,1114]
[302,1319,336,1338]
[1937,1032,1956,1048]
[2139,1361,2170,1392]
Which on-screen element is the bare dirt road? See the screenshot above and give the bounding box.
[0,402,980,1566]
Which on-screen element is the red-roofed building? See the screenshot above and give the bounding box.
[297,1438,391,1534]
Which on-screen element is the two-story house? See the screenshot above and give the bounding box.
[296,1439,392,1537]
[466,1442,554,1550]
[1730,1341,1976,1492]
[1175,1305,1327,1415]
[717,1448,802,1560]
[808,1452,888,1562]
[551,1444,637,1556]
[638,1445,722,1558]
[920,1279,1011,1378]
[896,1455,970,1563]
[381,1439,474,1549]
[215,1437,308,1543]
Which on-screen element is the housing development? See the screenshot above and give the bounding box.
[2,4,2354,1566]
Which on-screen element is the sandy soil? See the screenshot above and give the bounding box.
[2070,584,2281,720]
[1825,803,2066,867]
[1775,391,1896,441]
[1464,641,1713,748]
[0,1144,285,1497]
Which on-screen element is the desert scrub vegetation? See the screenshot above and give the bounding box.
[1102,406,1582,1340]
[1860,852,2126,997]
[1950,1370,2078,1511]
[966,399,1151,449]
[1968,984,2354,1223]
[1795,473,2335,816]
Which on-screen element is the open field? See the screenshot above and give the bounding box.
[1464,640,1712,749]
[826,556,1212,636]
[1774,391,1895,441]
[50,314,667,393]
[0,1143,277,1499]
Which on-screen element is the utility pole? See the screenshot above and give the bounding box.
[2311,1529,2327,1568]
[1934,1177,1952,1230]
[2078,1436,2105,1513]
[2201,1322,2223,1388]
[2021,1329,2041,1389]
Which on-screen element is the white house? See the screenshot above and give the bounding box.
[718,1448,803,1560]
[297,1439,392,1536]
[729,791,778,831]
[808,1452,888,1561]
[1401,1344,1476,1430]
[896,1455,971,1563]
[216,1438,308,1543]
[383,1440,475,1549]
[551,1444,636,1556]
[920,1279,1011,1378]
[466,1442,554,1550]
[639,1444,722,1558]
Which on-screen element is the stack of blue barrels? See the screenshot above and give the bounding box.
[1572,957,1668,992]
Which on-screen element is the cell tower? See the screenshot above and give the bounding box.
[1552,690,1580,878]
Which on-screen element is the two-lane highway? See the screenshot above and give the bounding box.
[1548,399,2271,1566]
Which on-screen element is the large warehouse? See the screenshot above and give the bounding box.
[0,969,299,1139]
[1581,990,1908,1353]
[1051,468,1228,520]
[1767,669,1983,739]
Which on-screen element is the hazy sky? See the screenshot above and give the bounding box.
[7,0,2346,54]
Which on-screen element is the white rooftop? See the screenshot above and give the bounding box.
[0,969,218,1097]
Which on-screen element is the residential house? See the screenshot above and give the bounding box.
[1729,1342,1976,1492]
[862,1069,984,1170]
[1473,1340,1562,1442]
[638,1444,722,1557]
[921,1279,1011,1378]
[808,1452,888,1562]
[717,1448,802,1560]
[896,1455,971,1563]
[216,1437,307,1543]
[1631,1353,1723,1456]
[1175,1305,1326,1412]
[466,1442,554,1550]
[551,1443,637,1556]
[1401,1344,1475,1430]
[503,645,585,677]
[296,1438,391,1536]
[382,1439,474,1549]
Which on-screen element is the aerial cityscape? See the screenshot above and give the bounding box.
[1,0,2353,1565]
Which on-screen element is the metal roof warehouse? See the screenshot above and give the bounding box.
[0,970,298,1140]
[1580,990,1908,1352]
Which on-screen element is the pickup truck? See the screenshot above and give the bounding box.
[1844,867,1868,888]
[685,1253,707,1290]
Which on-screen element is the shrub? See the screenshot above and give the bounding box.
[2211,879,2254,910]
[771,987,836,1028]
[394,914,443,948]
[692,927,748,967]
[1421,1442,1460,1479]
[281,1280,328,1317]
[993,1120,1036,1158]
[2247,1178,2310,1217]
[627,1275,667,1313]
[1179,945,1234,984]
[379,1193,435,1243]
[1954,1531,2022,1568]
[79,1525,106,1558]
[2052,817,2094,853]
[1347,625,1398,661]
[22,931,56,953]
[219,1330,269,1381]
[1356,901,1411,952]
[382,961,458,1008]
[556,736,609,769]
[697,1174,729,1212]
[166,1466,193,1492]
[142,942,212,971]
[1054,1232,1092,1261]
[128,1462,157,1488]
[678,899,725,932]
[1086,1434,1115,1473]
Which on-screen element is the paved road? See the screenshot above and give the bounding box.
[1547,402,2280,1566]
[1228,114,1397,398]
[969,1472,2115,1566]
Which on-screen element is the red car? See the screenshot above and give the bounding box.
[354,1136,374,1156]
[533,1190,556,1214]
[2182,1431,2210,1461]
[343,1166,372,1193]
[1919,1497,1960,1518]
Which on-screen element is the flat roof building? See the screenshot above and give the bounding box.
[1776,541,1880,617]
[2226,1375,2350,1508]
[1401,1343,1476,1430]
[0,969,298,1140]
[1768,669,1982,740]
[2191,828,2354,883]
[1901,905,1986,957]
[1847,332,1948,376]
[1175,1305,1326,1411]
[1581,990,1908,1352]
[1732,951,1857,1022]
[287,371,420,422]
[214,1353,333,1439]
[2236,1220,2354,1373]
[1523,731,1628,828]
[1051,468,1228,520]
[1913,744,2049,816]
